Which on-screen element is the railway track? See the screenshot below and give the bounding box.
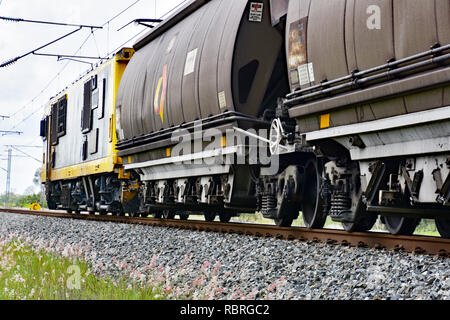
[2,207,449,257]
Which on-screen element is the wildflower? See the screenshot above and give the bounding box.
[201,261,211,270]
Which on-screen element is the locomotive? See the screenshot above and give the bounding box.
[42,0,450,238]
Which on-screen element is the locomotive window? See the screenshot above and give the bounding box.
[98,78,106,120]
[91,74,98,90]
[57,96,67,137]
[89,128,99,155]
[51,103,59,146]
[82,79,93,133]
[40,117,49,139]
[92,89,99,110]
[238,60,259,104]
[82,136,88,161]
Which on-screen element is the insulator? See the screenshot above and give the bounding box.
[0,16,22,23]
[0,57,19,68]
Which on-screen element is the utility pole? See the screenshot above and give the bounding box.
[5,148,11,207]
[0,145,43,207]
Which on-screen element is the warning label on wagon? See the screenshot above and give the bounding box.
[249,2,264,22]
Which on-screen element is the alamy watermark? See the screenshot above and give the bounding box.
[169,121,280,175]
[66,265,81,290]
[367,4,381,30]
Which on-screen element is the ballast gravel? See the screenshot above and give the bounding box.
[0,212,449,300]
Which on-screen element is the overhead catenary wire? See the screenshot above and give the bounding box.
[0,15,102,29]
[9,145,42,163]
[7,0,189,134]
[0,27,84,68]
[8,30,96,120]
[106,0,189,57]
[7,0,146,127]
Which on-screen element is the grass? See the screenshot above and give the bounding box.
[0,240,165,300]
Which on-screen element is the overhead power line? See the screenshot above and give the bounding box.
[117,18,163,32]
[9,145,42,163]
[33,53,106,61]
[0,130,22,136]
[0,16,103,29]
[3,145,42,148]
[0,28,83,68]
[8,30,95,121]
[7,0,144,123]
[7,0,185,131]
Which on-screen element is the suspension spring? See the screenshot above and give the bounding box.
[261,193,277,217]
[330,192,351,218]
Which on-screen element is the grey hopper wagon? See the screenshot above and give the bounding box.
[263,0,450,236]
[115,0,288,218]
[113,0,450,237]
[116,0,287,153]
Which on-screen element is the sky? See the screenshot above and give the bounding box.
[0,0,184,195]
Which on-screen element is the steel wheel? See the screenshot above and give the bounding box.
[153,212,163,219]
[302,160,326,229]
[110,202,124,217]
[47,200,57,210]
[179,212,189,220]
[130,211,140,218]
[204,211,216,222]
[435,218,450,239]
[342,215,377,232]
[384,216,420,235]
[163,210,176,219]
[275,216,294,227]
[219,212,232,223]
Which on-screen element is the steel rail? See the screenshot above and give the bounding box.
[1,208,449,257]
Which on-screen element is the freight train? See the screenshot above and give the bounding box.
[41,0,450,238]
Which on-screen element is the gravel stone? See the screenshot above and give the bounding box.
[0,212,449,300]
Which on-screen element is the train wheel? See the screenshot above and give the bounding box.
[435,218,450,239]
[179,212,189,220]
[219,212,232,223]
[47,200,57,210]
[204,211,216,222]
[99,210,108,216]
[153,212,162,219]
[110,202,124,217]
[141,212,149,218]
[275,217,294,227]
[130,211,140,218]
[384,216,420,235]
[302,159,326,229]
[342,215,378,232]
[342,197,378,232]
[163,210,176,219]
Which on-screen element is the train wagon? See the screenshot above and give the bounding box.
[41,0,450,238]
[40,48,139,216]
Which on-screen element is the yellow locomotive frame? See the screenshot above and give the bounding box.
[41,48,134,184]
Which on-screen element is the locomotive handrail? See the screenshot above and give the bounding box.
[284,52,450,108]
[116,111,270,151]
[284,43,450,105]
